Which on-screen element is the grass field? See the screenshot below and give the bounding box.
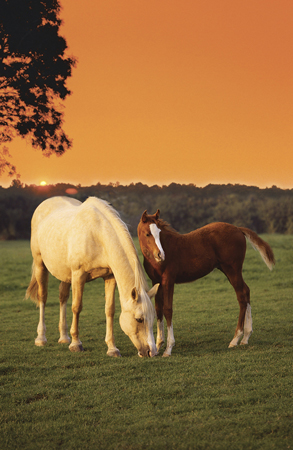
[0,236,292,450]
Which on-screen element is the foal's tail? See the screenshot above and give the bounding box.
[239,227,275,271]
[25,262,39,304]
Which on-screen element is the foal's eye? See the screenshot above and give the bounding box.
[136,318,144,323]
[146,233,150,237]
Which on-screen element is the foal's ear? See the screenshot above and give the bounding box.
[155,209,160,220]
[131,287,139,302]
[141,210,148,223]
[147,283,160,299]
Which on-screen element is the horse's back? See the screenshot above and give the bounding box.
[190,221,245,248]
[166,222,247,283]
[30,196,119,283]
[189,222,247,267]
[32,197,81,229]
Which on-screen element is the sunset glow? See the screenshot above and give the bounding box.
[1,0,293,189]
[39,181,47,186]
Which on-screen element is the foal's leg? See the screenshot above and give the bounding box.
[58,281,71,344]
[34,259,49,346]
[155,285,165,352]
[240,302,253,345]
[162,282,175,357]
[222,265,252,348]
[69,271,86,352]
[104,276,121,357]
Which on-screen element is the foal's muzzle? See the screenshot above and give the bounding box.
[154,250,164,263]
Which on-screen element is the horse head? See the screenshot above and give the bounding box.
[119,283,159,357]
[137,210,165,264]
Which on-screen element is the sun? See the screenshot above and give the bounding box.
[40,180,47,186]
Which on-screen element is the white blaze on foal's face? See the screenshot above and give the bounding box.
[149,223,165,262]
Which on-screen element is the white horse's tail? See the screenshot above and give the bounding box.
[239,227,275,271]
[25,262,39,304]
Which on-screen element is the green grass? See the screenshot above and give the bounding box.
[0,236,292,450]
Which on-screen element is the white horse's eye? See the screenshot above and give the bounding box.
[136,317,144,323]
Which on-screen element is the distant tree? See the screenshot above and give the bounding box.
[0,0,76,176]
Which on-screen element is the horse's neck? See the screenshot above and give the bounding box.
[161,227,179,249]
[87,199,144,298]
[104,231,137,297]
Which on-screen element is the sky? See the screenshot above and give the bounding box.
[1,0,293,188]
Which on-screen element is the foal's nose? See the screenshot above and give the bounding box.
[154,250,164,262]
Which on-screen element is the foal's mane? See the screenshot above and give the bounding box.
[156,218,179,236]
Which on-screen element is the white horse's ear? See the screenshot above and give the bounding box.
[147,283,160,299]
[131,287,139,301]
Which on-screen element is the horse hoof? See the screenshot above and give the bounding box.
[162,352,171,357]
[58,337,71,344]
[228,343,237,348]
[35,338,47,346]
[69,344,84,352]
[156,342,164,352]
[107,349,121,357]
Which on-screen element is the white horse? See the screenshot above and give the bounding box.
[25,196,159,357]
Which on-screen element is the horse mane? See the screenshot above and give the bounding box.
[84,197,154,319]
[84,197,134,247]
[134,261,155,321]
[156,218,179,236]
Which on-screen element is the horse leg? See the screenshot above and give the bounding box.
[222,265,252,348]
[58,281,71,344]
[104,276,121,357]
[155,284,165,352]
[240,302,253,345]
[69,271,86,352]
[229,280,251,348]
[34,259,49,346]
[162,282,175,357]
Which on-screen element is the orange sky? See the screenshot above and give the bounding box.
[2,0,293,188]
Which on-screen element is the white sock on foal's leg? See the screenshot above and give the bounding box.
[156,319,164,352]
[228,328,243,348]
[240,304,253,345]
[163,323,175,357]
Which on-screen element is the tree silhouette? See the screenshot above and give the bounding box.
[0,0,76,176]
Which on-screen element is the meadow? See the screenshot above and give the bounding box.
[0,236,292,450]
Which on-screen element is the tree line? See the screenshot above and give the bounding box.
[1,181,293,240]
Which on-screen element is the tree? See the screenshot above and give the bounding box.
[0,146,17,177]
[0,0,76,176]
